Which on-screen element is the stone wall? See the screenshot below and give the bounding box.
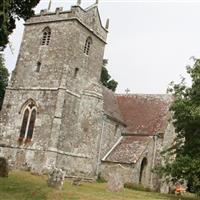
[56,84,104,178]
[0,88,58,172]
[0,4,109,178]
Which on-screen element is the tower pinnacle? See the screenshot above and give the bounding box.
[48,0,52,11]
[77,0,81,6]
[105,18,109,29]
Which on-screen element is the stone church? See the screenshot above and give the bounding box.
[0,1,176,192]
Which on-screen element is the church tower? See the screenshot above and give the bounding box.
[0,1,109,178]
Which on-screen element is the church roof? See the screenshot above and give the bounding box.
[102,91,173,164]
[102,135,151,164]
[102,87,125,125]
[117,94,172,135]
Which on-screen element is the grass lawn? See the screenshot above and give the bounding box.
[0,171,198,200]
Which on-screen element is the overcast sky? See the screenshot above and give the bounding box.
[4,0,200,94]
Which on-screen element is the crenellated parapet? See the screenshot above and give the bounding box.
[25,3,108,43]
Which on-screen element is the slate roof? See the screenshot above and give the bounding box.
[117,94,172,135]
[102,136,151,164]
[102,87,125,125]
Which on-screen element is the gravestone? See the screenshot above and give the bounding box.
[107,172,124,192]
[0,157,9,177]
[47,168,65,190]
[72,177,82,186]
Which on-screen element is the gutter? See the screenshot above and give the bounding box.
[150,134,158,188]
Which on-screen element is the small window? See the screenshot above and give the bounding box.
[84,37,92,55]
[41,27,51,46]
[19,101,37,144]
[74,68,79,78]
[36,61,41,72]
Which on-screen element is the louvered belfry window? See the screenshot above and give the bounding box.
[84,37,92,55]
[41,27,51,46]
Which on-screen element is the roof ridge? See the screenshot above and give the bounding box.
[116,93,171,96]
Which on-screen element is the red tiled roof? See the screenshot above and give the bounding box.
[117,94,172,135]
[103,136,150,164]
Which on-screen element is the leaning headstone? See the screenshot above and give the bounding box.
[72,177,82,186]
[47,168,65,190]
[107,172,124,192]
[0,157,9,177]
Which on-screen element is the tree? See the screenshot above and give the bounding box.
[0,54,9,110]
[0,0,40,51]
[156,58,200,195]
[101,60,118,92]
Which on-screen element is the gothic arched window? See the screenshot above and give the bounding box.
[19,101,37,143]
[41,27,51,46]
[84,37,92,55]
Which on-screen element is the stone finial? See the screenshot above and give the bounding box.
[55,7,63,14]
[48,0,52,11]
[40,9,48,15]
[77,0,81,6]
[105,18,109,29]
[96,0,99,4]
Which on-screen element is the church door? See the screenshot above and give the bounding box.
[139,157,148,185]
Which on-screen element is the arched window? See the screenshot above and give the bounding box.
[84,37,92,55]
[36,61,41,72]
[41,27,51,46]
[19,101,37,143]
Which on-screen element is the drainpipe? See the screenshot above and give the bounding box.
[150,134,157,188]
[96,114,106,177]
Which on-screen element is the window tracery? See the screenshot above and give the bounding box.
[19,101,37,143]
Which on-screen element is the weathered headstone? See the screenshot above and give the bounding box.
[47,168,65,190]
[107,172,124,192]
[0,157,9,177]
[72,177,82,186]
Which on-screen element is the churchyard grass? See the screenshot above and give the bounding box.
[0,171,198,200]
